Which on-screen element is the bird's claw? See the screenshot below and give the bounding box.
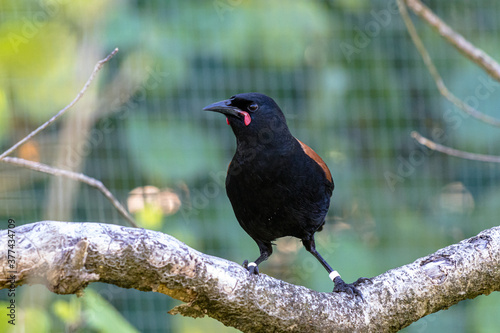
[242,260,259,275]
[352,277,372,286]
[332,276,364,299]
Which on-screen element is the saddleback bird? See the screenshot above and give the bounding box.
[204,93,362,296]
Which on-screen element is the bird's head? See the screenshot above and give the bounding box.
[203,93,291,143]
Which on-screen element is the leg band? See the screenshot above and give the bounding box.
[329,270,340,281]
[248,262,258,268]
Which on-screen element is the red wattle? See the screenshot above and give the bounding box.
[241,112,251,126]
[226,118,230,125]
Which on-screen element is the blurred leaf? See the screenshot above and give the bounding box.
[24,307,52,333]
[3,306,52,333]
[83,289,139,333]
[170,0,332,68]
[308,66,350,126]
[60,0,112,27]
[0,301,12,332]
[0,20,78,122]
[103,5,188,96]
[0,88,11,142]
[126,114,222,182]
[336,0,369,11]
[52,299,81,326]
[136,202,164,230]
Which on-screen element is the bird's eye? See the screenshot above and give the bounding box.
[247,103,259,112]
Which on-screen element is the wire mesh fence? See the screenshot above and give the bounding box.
[1,0,500,332]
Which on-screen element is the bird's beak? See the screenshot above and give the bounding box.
[203,99,242,117]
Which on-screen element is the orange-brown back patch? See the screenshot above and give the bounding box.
[297,139,332,183]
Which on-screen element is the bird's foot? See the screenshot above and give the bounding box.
[332,276,364,299]
[242,260,259,275]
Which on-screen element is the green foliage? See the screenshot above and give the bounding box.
[81,289,139,333]
[126,114,222,183]
[0,301,51,333]
[52,298,81,327]
[0,89,10,142]
[0,20,78,122]
[2,0,500,332]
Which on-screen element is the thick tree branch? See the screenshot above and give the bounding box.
[1,222,499,332]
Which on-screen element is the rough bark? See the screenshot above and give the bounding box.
[1,221,499,332]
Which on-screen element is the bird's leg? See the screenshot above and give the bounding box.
[302,237,364,298]
[243,240,273,275]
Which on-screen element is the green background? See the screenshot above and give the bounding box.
[1,0,499,332]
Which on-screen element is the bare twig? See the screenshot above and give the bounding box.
[0,48,119,161]
[0,48,136,227]
[411,131,500,163]
[2,157,138,227]
[397,0,500,127]
[404,0,500,82]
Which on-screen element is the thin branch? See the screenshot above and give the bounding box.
[0,48,136,227]
[1,221,499,332]
[2,157,138,227]
[411,131,500,163]
[397,0,500,127]
[404,0,500,82]
[0,48,119,161]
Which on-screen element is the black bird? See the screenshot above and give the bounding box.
[204,92,362,296]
